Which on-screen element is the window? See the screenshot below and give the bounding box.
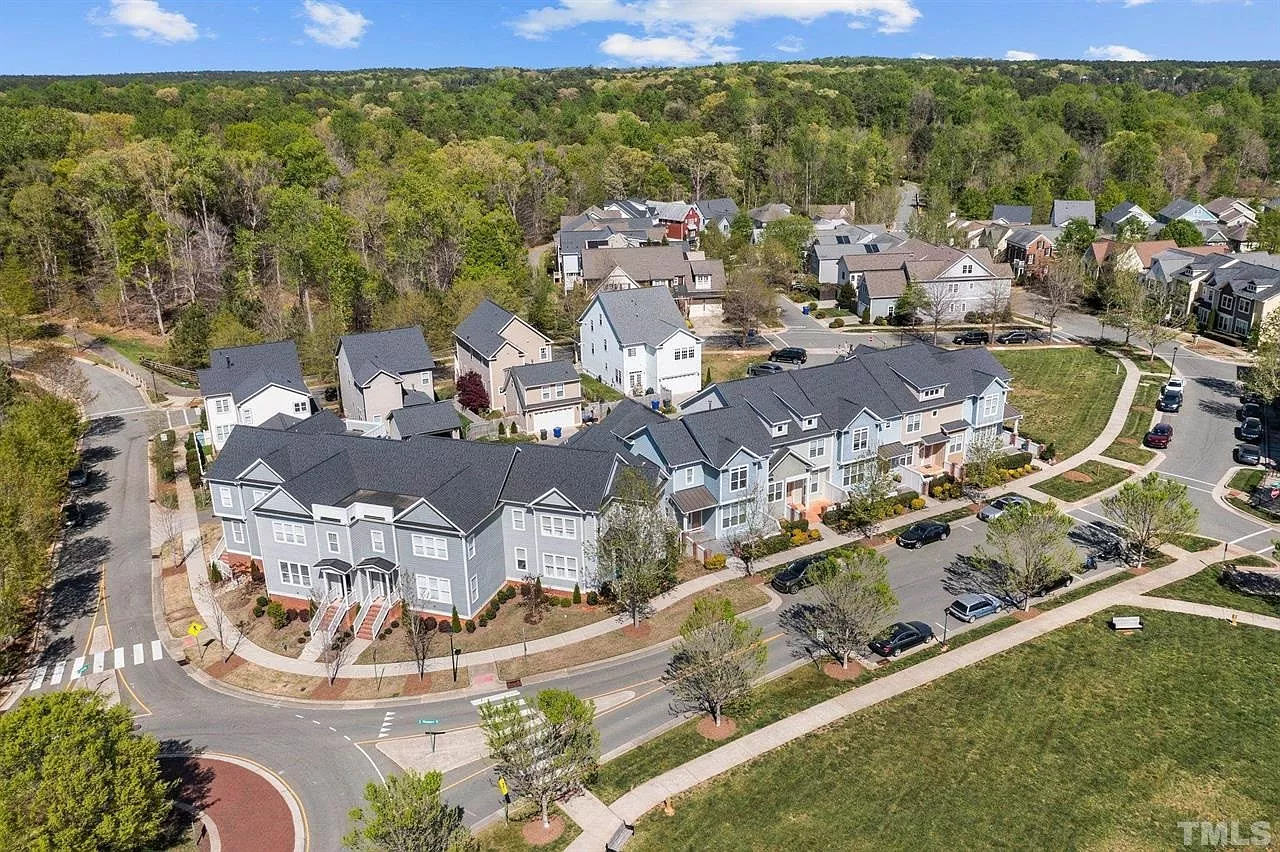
[962,263,974,274]
[1237,298,1253,315]
[694,274,712,289]
[807,439,825,459]
[905,413,923,434]
[1219,295,1234,312]
[627,346,637,357]
[614,370,622,385]
[684,467,696,486]
[850,428,869,453]
[1235,318,1251,337]
[213,398,231,415]
[946,282,960,295]
[468,538,476,558]
[411,534,448,560]
[326,531,340,554]
[886,304,895,316]
[279,561,311,587]
[1216,312,1232,332]
[231,523,245,545]
[514,547,528,573]
[947,435,964,456]
[272,521,306,546]
[767,480,784,503]
[728,466,748,492]
[772,423,788,437]
[921,387,943,399]
[541,386,552,401]
[512,508,526,531]
[542,553,579,580]
[415,575,451,605]
[809,476,820,494]
[469,574,480,603]
[628,371,643,388]
[673,347,696,361]
[370,530,385,553]
[555,383,565,399]
[981,395,999,418]
[539,346,550,361]
[540,515,577,539]
[214,424,232,443]
[241,407,254,426]
[218,486,233,508]
[723,501,750,528]
[802,417,817,431]
[292,400,309,414]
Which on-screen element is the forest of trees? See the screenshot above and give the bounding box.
[0,58,1276,375]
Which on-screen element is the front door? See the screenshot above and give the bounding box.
[370,571,386,598]
[787,479,806,507]
[324,572,346,602]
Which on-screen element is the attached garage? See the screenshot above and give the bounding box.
[528,405,580,436]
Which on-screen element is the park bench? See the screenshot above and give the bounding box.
[1110,615,1143,631]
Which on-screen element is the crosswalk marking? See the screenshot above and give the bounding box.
[378,710,396,738]
[28,639,169,691]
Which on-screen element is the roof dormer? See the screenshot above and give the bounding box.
[772,423,788,437]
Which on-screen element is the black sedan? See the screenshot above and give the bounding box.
[1239,403,1263,422]
[896,520,951,549]
[67,467,88,488]
[869,621,935,658]
[62,502,85,528]
[995,330,1030,345]
[770,556,820,594]
[952,330,989,345]
[1238,417,1264,443]
[1156,391,1182,413]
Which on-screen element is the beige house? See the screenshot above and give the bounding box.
[335,327,435,424]
[501,360,584,436]
[453,299,553,413]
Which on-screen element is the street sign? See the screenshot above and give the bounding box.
[187,622,204,637]
[417,718,439,725]
[497,777,509,797]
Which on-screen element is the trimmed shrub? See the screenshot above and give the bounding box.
[808,528,822,541]
[861,307,871,324]
[586,591,599,606]
[478,615,488,627]
[423,616,438,631]
[560,596,572,608]
[909,497,926,511]
[830,317,845,329]
[450,606,462,633]
[266,600,287,630]
[465,620,476,633]
[256,595,270,608]
[997,451,1033,470]
[1039,442,1057,462]
[572,583,581,604]
[250,564,264,583]
[208,563,222,584]
[790,532,808,547]
[389,619,399,629]
[252,606,265,619]
[873,316,888,326]
[438,620,451,634]
[812,309,827,319]
[704,553,727,570]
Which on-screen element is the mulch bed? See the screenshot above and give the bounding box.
[620,623,653,640]
[696,715,739,741]
[159,756,294,852]
[1011,608,1042,621]
[203,654,246,678]
[822,660,866,681]
[521,814,566,846]
[400,674,434,696]
[1062,470,1094,483]
[309,677,350,700]
[1127,566,1151,576]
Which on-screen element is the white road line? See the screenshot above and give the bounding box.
[1161,472,1222,489]
[29,665,47,690]
[312,719,321,725]
[329,726,336,732]
[71,656,85,678]
[112,647,124,670]
[88,405,150,419]
[344,735,351,742]
[1072,507,1112,523]
[1230,529,1272,545]
[50,661,65,685]
[133,643,144,665]
[92,651,105,674]
[295,714,304,719]
[151,639,163,661]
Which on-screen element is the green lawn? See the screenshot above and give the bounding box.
[1168,533,1220,553]
[1101,377,1161,465]
[1148,556,1280,618]
[577,373,624,402]
[629,610,1280,852]
[98,333,169,366]
[1228,467,1264,493]
[1033,459,1132,501]
[994,347,1125,459]
[589,614,1017,804]
[475,805,580,852]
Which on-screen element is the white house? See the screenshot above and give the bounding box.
[579,286,703,397]
[197,341,312,451]
[335,326,435,424]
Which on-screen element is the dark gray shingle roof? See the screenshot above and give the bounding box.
[454,299,519,359]
[992,205,1033,224]
[593,287,691,348]
[1051,200,1096,226]
[197,340,306,400]
[506,360,579,388]
[565,399,667,456]
[387,401,461,438]
[696,197,739,222]
[338,327,434,386]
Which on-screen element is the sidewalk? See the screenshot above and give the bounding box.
[563,545,1234,848]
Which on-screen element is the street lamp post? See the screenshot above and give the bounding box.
[1170,345,1179,379]
[449,630,461,683]
[940,609,951,649]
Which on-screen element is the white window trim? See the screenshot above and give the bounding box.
[540,515,578,539]
[728,465,748,493]
[767,480,784,502]
[512,508,526,531]
[850,428,869,453]
[411,533,448,560]
[541,552,579,580]
[468,538,477,558]
[326,531,341,554]
[218,486,233,508]
[514,546,528,573]
[370,529,385,553]
[279,560,312,588]
[684,467,696,486]
[415,574,452,605]
[272,521,306,546]
[469,574,480,603]
[905,413,923,435]
[231,523,245,545]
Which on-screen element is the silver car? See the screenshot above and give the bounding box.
[977,495,1029,522]
[946,593,1005,623]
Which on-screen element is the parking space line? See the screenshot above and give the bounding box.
[1161,472,1221,489]
[1230,529,1272,545]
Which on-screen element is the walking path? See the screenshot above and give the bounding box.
[562,543,1249,849]
[1124,594,1280,632]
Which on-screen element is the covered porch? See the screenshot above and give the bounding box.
[311,556,402,639]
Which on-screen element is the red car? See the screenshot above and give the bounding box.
[1144,422,1174,448]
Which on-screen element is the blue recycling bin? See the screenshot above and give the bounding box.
[801,305,810,315]
[651,400,660,410]
[553,426,562,438]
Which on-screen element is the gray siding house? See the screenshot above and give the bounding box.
[336,326,435,424]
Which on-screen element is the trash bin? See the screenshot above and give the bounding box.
[539,429,547,440]
[801,305,810,315]
[553,426,562,438]
[651,400,660,411]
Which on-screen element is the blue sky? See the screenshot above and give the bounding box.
[0,0,1275,76]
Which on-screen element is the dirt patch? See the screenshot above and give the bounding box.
[822,660,866,681]
[309,677,350,700]
[696,715,739,740]
[1011,608,1042,621]
[521,815,566,846]
[620,622,653,640]
[1114,437,1137,445]
[202,654,246,679]
[1128,566,1151,576]
[1061,470,1094,483]
[401,674,434,696]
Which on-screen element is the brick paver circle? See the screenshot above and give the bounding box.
[160,754,298,852]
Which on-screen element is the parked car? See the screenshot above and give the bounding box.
[946,593,1005,623]
[1234,444,1262,466]
[995,330,1030,345]
[895,520,951,549]
[67,467,88,488]
[748,361,787,377]
[769,347,808,365]
[1241,390,1265,406]
[977,495,1029,522]
[952,329,990,345]
[1156,391,1183,413]
[61,502,84,528]
[1238,403,1262,422]
[1238,417,1263,444]
[1144,422,1174,448]
[1030,572,1075,598]
[869,621,935,658]
[770,556,821,594]
[1163,377,1186,396]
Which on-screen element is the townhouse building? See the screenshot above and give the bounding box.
[1188,252,1280,341]
[207,419,636,635]
[835,241,1012,322]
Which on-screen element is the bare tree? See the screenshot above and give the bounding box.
[1100,472,1198,570]
[722,484,778,576]
[317,610,352,685]
[980,278,1010,342]
[1037,257,1083,341]
[722,266,776,347]
[662,597,766,727]
[918,278,958,345]
[199,580,247,664]
[1101,270,1145,346]
[23,343,93,405]
[398,573,437,682]
[779,547,897,669]
[971,500,1077,610]
[1136,293,1179,363]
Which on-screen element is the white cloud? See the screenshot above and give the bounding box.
[775,35,805,53]
[1123,0,1155,6]
[910,52,936,59]
[301,0,369,48]
[91,0,198,43]
[517,0,921,65]
[1004,50,1038,60]
[1085,43,1152,60]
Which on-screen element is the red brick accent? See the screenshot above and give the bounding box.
[268,593,313,612]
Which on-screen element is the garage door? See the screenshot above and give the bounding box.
[533,407,578,433]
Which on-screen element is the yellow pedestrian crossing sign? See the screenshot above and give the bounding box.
[187,622,204,637]
[497,777,509,797]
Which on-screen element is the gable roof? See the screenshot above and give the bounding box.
[991,205,1033,224]
[386,400,461,438]
[1205,197,1254,218]
[565,399,666,456]
[580,245,725,293]
[588,287,694,348]
[1007,227,1055,247]
[1051,200,1096,226]
[197,340,307,401]
[808,203,857,221]
[505,360,579,389]
[1101,201,1154,227]
[454,299,544,360]
[650,200,697,222]
[747,202,792,223]
[696,197,739,222]
[338,327,434,387]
